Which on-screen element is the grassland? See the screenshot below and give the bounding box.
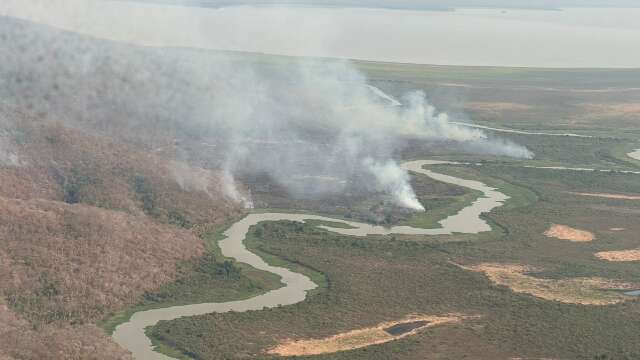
[150,210,640,359]
[143,61,640,359]
[465,263,635,305]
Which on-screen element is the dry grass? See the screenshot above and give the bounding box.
[595,249,640,262]
[582,103,640,114]
[266,314,476,357]
[544,224,594,242]
[465,263,635,305]
[0,196,207,323]
[464,102,532,112]
[2,122,243,225]
[571,192,640,200]
[0,121,243,356]
[0,298,131,360]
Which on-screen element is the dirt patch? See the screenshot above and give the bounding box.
[572,192,640,200]
[465,102,532,112]
[266,314,477,356]
[596,249,640,262]
[544,224,594,242]
[463,263,635,305]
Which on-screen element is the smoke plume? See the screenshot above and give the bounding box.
[0,3,533,211]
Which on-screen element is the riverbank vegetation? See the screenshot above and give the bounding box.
[148,133,640,359]
[99,223,284,335]
[150,211,640,359]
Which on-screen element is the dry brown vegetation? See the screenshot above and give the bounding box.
[0,196,207,322]
[544,224,594,242]
[0,119,242,357]
[4,121,242,224]
[465,263,635,305]
[0,196,209,358]
[464,102,532,113]
[595,249,640,262]
[582,103,640,114]
[267,314,476,357]
[571,192,640,200]
[0,298,132,360]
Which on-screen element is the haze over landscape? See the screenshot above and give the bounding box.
[1,1,640,360]
[3,1,640,67]
[132,0,640,10]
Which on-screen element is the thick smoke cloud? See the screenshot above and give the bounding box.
[211,60,508,210]
[0,4,533,211]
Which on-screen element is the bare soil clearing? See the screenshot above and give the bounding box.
[596,249,640,262]
[266,314,476,357]
[465,263,634,305]
[544,224,594,242]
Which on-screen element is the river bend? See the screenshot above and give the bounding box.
[112,160,508,359]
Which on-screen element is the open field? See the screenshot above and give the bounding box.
[544,224,594,242]
[267,314,476,357]
[463,263,635,305]
[596,249,640,263]
[358,62,640,137]
[150,207,640,359]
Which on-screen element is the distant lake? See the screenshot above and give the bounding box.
[2,1,640,67]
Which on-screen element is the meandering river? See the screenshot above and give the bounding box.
[112,160,509,359]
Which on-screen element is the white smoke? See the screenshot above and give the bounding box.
[397,90,487,141]
[0,147,20,167]
[363,158,425,211]
[0,7,534,211]
[207,60,529,210]
[169,161,215,198]
[465,137,535,159]
[220,170,254,209]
